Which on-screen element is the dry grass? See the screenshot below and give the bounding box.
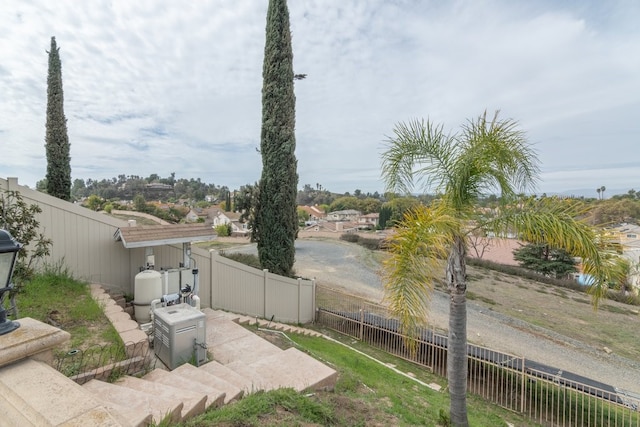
[465,265,640,360]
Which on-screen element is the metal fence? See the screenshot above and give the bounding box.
[315,285,640,427]
[54,340,155,384]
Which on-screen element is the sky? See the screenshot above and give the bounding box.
[1,0,639,197]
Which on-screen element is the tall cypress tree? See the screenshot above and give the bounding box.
[255,0,299,276]
[45,36,71,201]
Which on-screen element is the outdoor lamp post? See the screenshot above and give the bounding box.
[0,229,22,335]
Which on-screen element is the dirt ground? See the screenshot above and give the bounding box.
[462,265,640,360]
[213,232,640,393]
[218,232,640,359]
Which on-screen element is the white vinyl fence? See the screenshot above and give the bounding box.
[210,251,316,324]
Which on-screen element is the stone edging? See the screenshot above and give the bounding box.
[89,284,148,354]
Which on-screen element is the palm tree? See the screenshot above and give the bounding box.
[381,111,617,427]
[601,185,606,200]
[597,187,602,200]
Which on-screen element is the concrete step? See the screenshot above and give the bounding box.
[202,307,237,321]
[248,347,338,392]
[1,397,34,427]
[256,318,293,331]
[205,317,282,365]
[57,407,143,427]
[225,359,283,392]
[83,379,182,425]
[113,375,207,420]
[203,307,322,336]
[0,358,132,426]
[256,320,324,337]
[233,314,259,326]
[198,359,258,394]
[173,362,243,404]
[143,368,226,410]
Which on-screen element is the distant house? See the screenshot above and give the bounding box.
[212,209,250,235]
[185,208,208,223]
[306,209,380,232]
[305,220,358,233]
[145,182,173,190]
[298,205,326,222]
[327,209,360,222]
[358,213,379,229]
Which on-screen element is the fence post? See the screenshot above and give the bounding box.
[7,177,18,191]
[520,356,526,414]
[209,250,216,309]
[430,325,435,370]
[263,269,268,318]
[312,278,316,323]
[297,278,301,324]
[359,302,364,340]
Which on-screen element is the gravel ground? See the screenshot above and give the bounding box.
[226,237,640,395]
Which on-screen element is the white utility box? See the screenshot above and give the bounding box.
[154,303,207,370]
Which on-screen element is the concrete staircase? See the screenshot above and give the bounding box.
[0,297,337,426]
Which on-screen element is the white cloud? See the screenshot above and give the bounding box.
[1,0,639,195]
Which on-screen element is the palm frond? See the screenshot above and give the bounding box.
[381,119,456,195]
[450,111,540,207]
[485,196,623,307]
[382,204,459,337]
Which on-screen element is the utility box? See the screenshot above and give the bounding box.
[154,303,207,370]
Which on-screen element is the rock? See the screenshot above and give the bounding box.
[428,382,442,392]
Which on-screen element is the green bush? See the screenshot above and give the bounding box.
[358,237,382,250]
[340,233,384,250]
[340,233,360,243]
[0,190,53,284]
[220,252,262,269]
[219,251,301,278]
[215,223,232,237]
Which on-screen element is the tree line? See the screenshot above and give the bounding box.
[40,170,640,232]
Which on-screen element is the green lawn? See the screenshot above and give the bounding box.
[185,329,539,427]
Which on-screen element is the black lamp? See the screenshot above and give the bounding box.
[0,229,22,335]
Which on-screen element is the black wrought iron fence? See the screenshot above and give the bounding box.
[316,285,640,427]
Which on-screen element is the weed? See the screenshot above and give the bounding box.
[101,325,122,343]
[220,251,262,269]
[438,408,451,426]
[186,388,336,426]
[107,366,126,383]
[69,326,91,348]
[600,304,635,315]
[467,291,497,305]
[17,269,128,377]
[335,371,360,393]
